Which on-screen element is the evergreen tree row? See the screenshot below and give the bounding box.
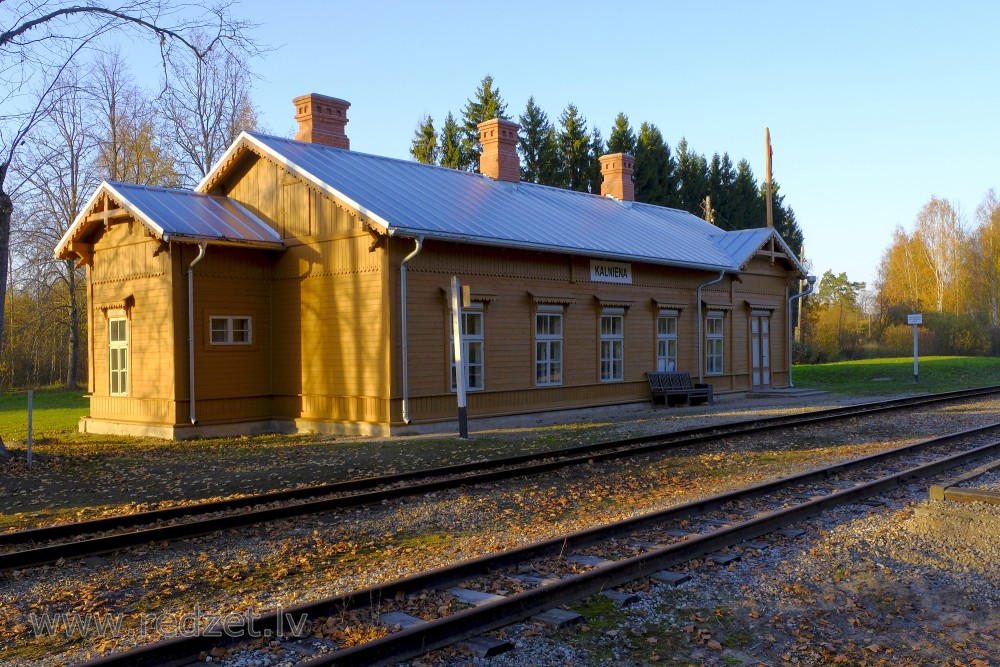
[410,76,804,258]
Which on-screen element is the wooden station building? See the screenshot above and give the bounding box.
[55,93,807,438]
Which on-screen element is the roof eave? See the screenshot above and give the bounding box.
[388,227,735,274]
[161,232,284,250]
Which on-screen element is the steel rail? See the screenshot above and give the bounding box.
[304,438,1000,667]
[2,386,998,570]
[75,422,1000,667]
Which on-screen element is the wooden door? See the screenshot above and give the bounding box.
[750,314,771,388]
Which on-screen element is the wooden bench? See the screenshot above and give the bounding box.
[646,371,713,407]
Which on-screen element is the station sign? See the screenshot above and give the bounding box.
[590,260,632,284]
[907,313,922,325]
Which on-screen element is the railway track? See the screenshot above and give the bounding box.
[78,419,1000,667]
[3,386,999,572]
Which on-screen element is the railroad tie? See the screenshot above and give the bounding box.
[567,554,615,568]
[650,570,691,586]
[532,608,584,629]
[601,590,641,608]
[447,587,505,607]
[379,611,425,631]
[461,636,514,658]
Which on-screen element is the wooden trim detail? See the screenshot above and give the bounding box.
[529,292,576,305]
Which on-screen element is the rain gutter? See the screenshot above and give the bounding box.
[400,236,425,424]
[787,275,816,387]
[696,271,726,384]
[187,242,208,425]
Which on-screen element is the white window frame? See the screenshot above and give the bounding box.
[656,309,679,372]
[599,308,625,382]
[210,316,253,345]
[109,313,128,396]
[705,311,724,376]
[450,304,485,392]
[535,305,563,387]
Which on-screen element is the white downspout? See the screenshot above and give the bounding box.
[187,242,208,425]
[400,236,424,424]
[696,271,726,385]
[786,275,816,388]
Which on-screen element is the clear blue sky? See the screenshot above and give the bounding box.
[179,1,1000,288]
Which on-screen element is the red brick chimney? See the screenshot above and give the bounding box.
[293,93,350,149]
[599,153,635,202]
[478,118,520,182]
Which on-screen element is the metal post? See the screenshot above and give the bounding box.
[913,324,919,383]
[27,390,33,468]
[765,128,773,229]
[450,276,468,439]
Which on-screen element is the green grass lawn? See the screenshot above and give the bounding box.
[793,355,1000,395]
[0,389,88,441]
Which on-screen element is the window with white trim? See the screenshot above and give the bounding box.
[450,304,484,391]
[599,308,624,382]
[109,316,128,396]
[656,310,678,372]
[705,311,724,375]
[535,305,563,386]
[210,316,252,345]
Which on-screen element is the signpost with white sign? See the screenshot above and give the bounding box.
[907,314,922,382]
[450,276,469,438]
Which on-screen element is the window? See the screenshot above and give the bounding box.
[535,306,563,386]
[109,316,128,396]
[705,311,724,375]
[210,317,252,345]
[450,306,484,391]
[656,311,678,372]
[600,309,624,382]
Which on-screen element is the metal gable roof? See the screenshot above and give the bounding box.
[714,227,804,272]
[232,133,742,272]
[56,181,283,258]
[192,131,805,276]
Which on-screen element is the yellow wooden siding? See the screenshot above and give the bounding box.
[89,395,180,423]
[219,153,365,242]
[192,268,272,400]
[215,155,389,426]
[81,148,802,433]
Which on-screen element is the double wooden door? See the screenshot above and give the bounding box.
[750,314,771,388]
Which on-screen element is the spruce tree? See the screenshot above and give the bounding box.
[708,152,736,226]
[633,122,674,206]
[538,126,562,187]
[606,112,636,155]
[460,74,509,171]
[518,96,551,183]
[409,115,438,165]
[675,138,710,216]
[729,159,765,229]
[588,127,604,194]
[438,112,463,169]
[557,103,590,192]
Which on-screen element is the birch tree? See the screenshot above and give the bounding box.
[913,196,964,313]
[0,0,257,458]
[973,189,1000,328]
[162,31,258,184]
[16,75,96,391]
[90,51,179,185]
